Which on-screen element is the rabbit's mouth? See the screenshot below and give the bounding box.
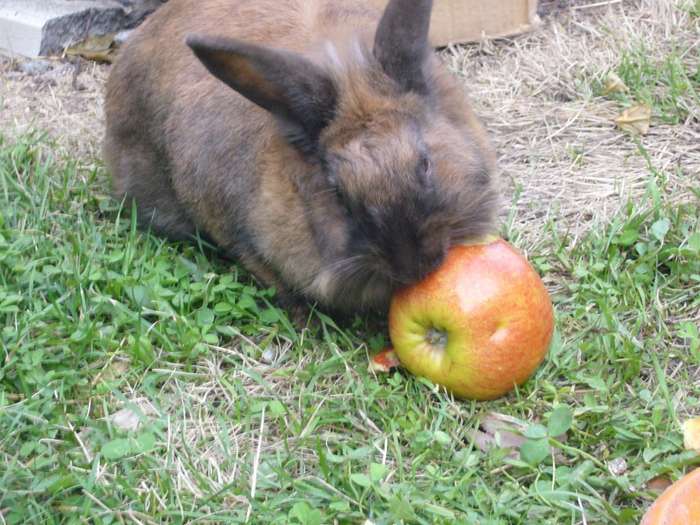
[355,272,395,311]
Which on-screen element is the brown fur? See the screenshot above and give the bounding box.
[103,0,500,314]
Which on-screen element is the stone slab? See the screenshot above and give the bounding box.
[0,0,163,57]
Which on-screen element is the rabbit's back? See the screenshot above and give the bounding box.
[104,0,383,302]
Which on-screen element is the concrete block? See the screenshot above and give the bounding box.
[0,0,164,58]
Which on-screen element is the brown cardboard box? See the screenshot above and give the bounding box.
[369,0,540,47]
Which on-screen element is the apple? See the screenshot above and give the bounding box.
[641,468,700,525]
[387,236,554,400]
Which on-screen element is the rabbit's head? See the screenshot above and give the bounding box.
[186,0,499,306]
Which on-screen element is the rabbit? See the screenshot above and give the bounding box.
[103,0,501,316]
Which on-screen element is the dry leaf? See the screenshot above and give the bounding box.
[369,348,401,373]
[615,104,652,136]
[472,412,528,456]
[470,412,568,463]
[65,34,118,63]
[603,71,628,94]
[109,408,141,432]
[92,358,130,385]
[683,417,700,451]
[646,475,673,493]
[479,412,527,435]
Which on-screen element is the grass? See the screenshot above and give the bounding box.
[586,34,700,126]
[1,5,700,522]
[1,128,698,524]
[690,0,700,18]
[613,45,700,124]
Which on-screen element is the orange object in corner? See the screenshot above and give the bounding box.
[641,468,700,525]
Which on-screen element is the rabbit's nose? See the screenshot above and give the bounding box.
[387,232,447,284]
[394,243,446,284]
[415,233,448,279]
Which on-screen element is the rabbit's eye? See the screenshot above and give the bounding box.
[417,155,433,186]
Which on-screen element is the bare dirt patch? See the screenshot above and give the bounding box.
[1,55,108,159]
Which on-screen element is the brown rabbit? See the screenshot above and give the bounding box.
[103,0,500,314]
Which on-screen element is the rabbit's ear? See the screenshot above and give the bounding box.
[373,0,433,94]
[187,35,336,154]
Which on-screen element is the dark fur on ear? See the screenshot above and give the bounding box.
[186,35,337,154]
[373,0,433,94]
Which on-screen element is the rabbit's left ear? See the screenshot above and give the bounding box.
[373,0,433,94]
[187,34,337,153]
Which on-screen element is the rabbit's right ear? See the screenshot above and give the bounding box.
[373,0,433,94]
[186,35,337,154]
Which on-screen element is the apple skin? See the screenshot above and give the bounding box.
[388,237,554,400]
[641,468,700,525]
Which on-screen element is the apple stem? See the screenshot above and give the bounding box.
[426,328,448,350]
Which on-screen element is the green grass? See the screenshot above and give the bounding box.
[2,10,700,516]
[596,43,700,125]
[689,0,700,18]
[1,127,698,524]
[3,6,696,521]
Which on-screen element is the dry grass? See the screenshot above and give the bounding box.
[443,0,699,249]
[0,56,108,159]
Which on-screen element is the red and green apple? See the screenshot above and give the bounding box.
[383,236,554,400]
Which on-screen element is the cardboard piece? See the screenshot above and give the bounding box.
[369,0,540,47]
